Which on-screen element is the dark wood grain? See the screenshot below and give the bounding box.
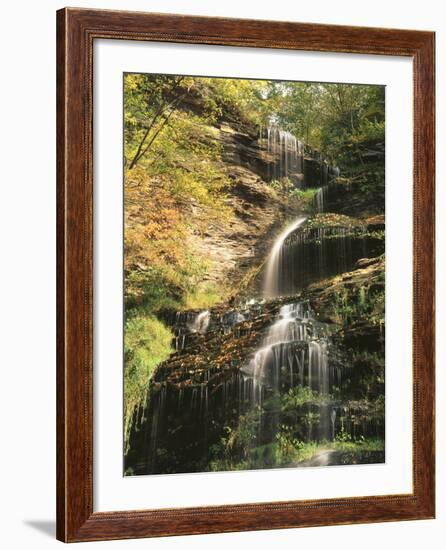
[56,7,435,542]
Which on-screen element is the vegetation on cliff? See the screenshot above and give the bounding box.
[123,74,386,461]
[124,75,385,317]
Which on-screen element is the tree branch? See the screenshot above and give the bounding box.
[128,77,186,170]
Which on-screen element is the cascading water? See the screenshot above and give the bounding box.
[266,126,304,182]
[241,301,335,442]
[314,166,341,213]
[172,310,205,351]
[264,217,307,298]
[190,310,210,334]
[125,130,384,475]
[172,309,247,351]
[128,295,383,474]
[263,216,382,298]
[278,225,377,294]
[314,187,325,213]
[263,126,339,189]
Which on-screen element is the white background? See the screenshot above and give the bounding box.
[95,41,413,511]
[0,0,444,548]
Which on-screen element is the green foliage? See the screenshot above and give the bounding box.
[340,358,386,403]
[335,427,352,443]
[124,74,385,322]
[289,187,319,204]
[333,437,384,453]
[264,82,385,215]
[126,75,384,174]
[183,282,222,310]
[274,426,319,464]
[125,267,183,314]
[199,77,268,126]
[124,75,235,319]
[281,386,326,408]
[208,427,384,471]
[331,275,385,327]
[262,81,384,165]
[122,74,386,467]
[268,180,319,211]
[207,384,384,471]
[124,315,173,450]
[207,407,263,471]
[341,160,385,215]
[269,177,294,195]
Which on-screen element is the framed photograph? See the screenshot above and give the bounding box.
[56,8,435,542]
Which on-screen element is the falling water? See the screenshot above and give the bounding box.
[125,128,383,474]
[264,217,307,298]
[264,126,339,188]
[173,308,248,351]
[190,310,210,334]
[128,294,382,473]
[241,301,334,442]
[243,302,331,399]
[264,219,382,297]
[314,187,325,213]
[314,166,341,213]
[266,126,303,181]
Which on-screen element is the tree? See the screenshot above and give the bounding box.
[125,74,195,169]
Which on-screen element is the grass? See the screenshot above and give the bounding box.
[182,282,223,310]
[124,315,174,451]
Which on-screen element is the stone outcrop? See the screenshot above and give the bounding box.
[189,163,290,290]
[125,98,385,475]
[187,121,342,292]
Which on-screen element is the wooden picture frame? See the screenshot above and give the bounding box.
[56,7,435,542]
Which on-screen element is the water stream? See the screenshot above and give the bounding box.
[125,128,383,475]
[241,300,336,442]
[264,218,307,298]
[266,126,304,181]
[263,126,339,188]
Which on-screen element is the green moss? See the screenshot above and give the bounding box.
[304,213,364,230]
[125,267,183,313]
[182,282,223,310]
[124,315,174,451]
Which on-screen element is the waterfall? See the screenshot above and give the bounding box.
[241,301,334,442]
[314,166,341,213]
[172,310,210,350]
[264,220,381,297]
[264,125,339,188]
[189,310,210,334]
[127,296,383,474]
[243,302,330,402]
[314,187,325,213]
[266,126,303,181]
[264,217,307,298]
[124,125,384,475]
[172,308,248,351]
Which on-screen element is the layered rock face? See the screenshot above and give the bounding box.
[125,109,385,475]
[126,256,385,474]
[185,122,343,292]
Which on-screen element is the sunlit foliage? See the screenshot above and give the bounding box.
[124,315,173,450]
[123,74,385,440]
